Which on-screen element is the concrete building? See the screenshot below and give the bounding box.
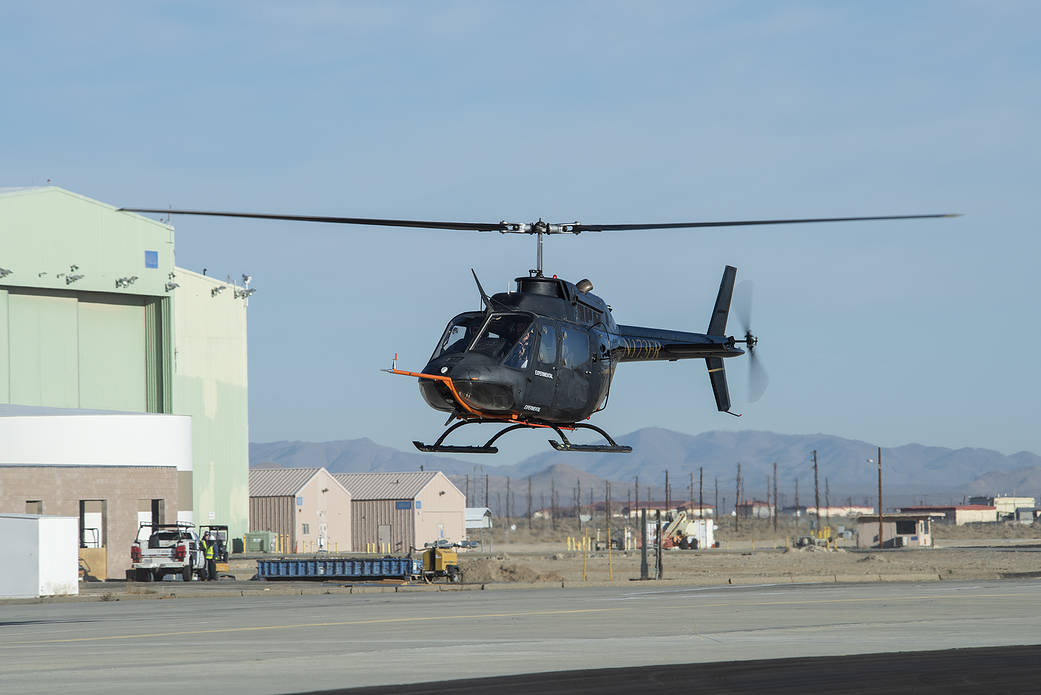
[0,187,250,549]
[736,500,774,519]
[897,505,997,525]
[335,472,465,553]
[249,468,352,553]
[807,505,875,518]
[856,513,933,549]
[969,496,1036,520]
[0,407,192,578]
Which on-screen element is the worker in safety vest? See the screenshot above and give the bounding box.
[202,532,217,581]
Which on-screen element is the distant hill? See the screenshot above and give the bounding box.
[249,438,477,476]
[250,429,1041,513]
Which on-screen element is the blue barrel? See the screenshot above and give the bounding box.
[256,557,421,580]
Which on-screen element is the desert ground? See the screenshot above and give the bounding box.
[453,518,1041,586]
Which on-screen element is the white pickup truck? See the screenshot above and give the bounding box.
[129,523,206,581]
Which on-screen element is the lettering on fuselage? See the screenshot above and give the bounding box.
[620,337,662,360]
[523,404,542,412]
[534,369,553,379]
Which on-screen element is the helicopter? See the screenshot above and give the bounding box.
[120,208,956,453]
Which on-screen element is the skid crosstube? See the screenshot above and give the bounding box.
[412,419,631,454]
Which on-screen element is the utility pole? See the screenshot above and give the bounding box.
[527,476,533,530]
[825,477,831,530]
[794,478,800,527]
[577,477,582,530]
[506,476,511,523]
[551,477,557,531]
[699,467,704,518]
[665,470,670,515]
[465,474,470,507]
[772,462,778,532]
[634,475,639,516]
[484,474,489,508]
[605,481,611,529]
[714,477,719,519]
[877,447,884,549]
[812,450,821,534]
[689,472,694,514]
[735,462,741,531]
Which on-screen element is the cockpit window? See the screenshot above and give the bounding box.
[433,313,485,359]
[503,325,536,369]
[470,314,533,362]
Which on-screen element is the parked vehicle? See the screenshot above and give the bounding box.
[129,522,206,582]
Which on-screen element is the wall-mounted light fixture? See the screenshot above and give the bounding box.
[0,267,12,279]
[115,275,139,289]
[211,285,227,297]
[165,282,179,292]
[65,274,84,285]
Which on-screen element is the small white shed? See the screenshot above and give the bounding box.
[465,507,493,529]
[0,514,79,598]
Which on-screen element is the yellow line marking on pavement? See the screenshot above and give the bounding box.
[2,608,620,646]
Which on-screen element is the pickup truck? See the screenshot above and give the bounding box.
[129,523,206,581]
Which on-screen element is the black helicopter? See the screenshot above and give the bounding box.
[120,208,956,453]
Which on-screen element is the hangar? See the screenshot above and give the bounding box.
[335,472,465,553]
[0,186,250,573]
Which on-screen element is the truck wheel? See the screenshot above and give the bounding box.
[448,566,462,584]
[135,569,150,582]
[182,565,192,582]
[152,569,163,582]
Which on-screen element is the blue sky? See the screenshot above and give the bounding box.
[4,2,1039,462]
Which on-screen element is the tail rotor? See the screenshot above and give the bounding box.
[733,280,769,402]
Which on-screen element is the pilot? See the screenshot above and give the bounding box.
[513,329,532,368]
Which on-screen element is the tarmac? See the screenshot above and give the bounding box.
[2,578,1041,693]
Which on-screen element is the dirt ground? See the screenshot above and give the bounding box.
[457,518,1041,585]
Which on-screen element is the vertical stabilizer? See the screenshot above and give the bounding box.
[707,265,737,336]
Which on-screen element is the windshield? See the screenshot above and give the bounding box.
[470,314,533,362]
[433,313,485,359]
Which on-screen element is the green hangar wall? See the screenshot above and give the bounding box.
[0,187,249,541]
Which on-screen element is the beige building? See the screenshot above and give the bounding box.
[249,468,352,553]
[897,505,997,525]
[335,472,465,553]
[807,505,875,518]
[856,513,933,549]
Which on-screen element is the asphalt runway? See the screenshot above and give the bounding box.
[2,579,1041,694]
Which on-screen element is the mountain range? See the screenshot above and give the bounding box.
[250,429,1041,513]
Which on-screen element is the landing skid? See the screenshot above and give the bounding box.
[413,419,631,454]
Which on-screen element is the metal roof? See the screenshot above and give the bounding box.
[249,467,322,497]
[334,471,440,500]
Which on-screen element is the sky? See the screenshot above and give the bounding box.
[4,2,1039,463]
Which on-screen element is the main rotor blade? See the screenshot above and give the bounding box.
[119,209,507,232]
[571,213,959,232]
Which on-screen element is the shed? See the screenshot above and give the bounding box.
[856,513,933,549]
[465,507,493,529]
[249,468,352,553]
[335,471,465,553]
